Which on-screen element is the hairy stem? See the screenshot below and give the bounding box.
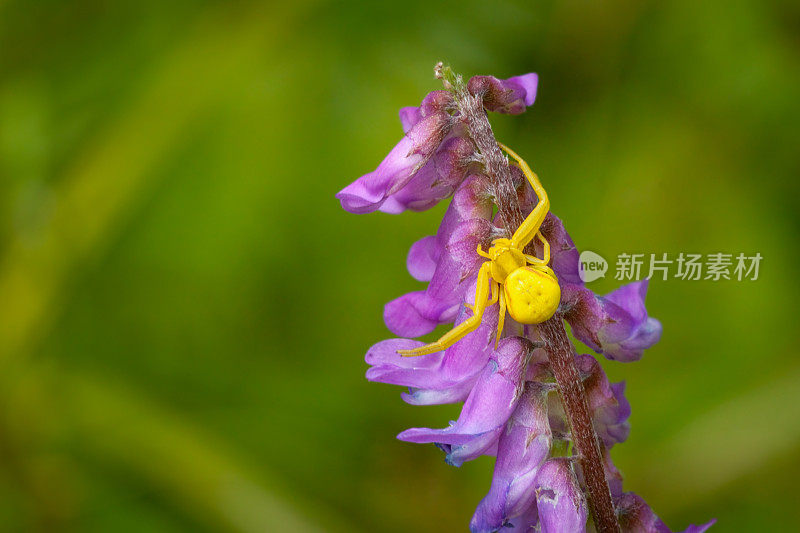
[538,318,620,533]
[437,64,524,233]
[443,65,620,533]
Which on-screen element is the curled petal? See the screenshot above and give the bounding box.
[397,337,530,466]
[421,90,454,114]
[384,290,452,338]
[470,383,552,533]
[365,338,445,388]
[600,280,662,355]
[404,173,493,286]
[407,235,439,282]
[468,73,539,114]
[336,111,450,214]
[561,280,661,362]
[535,459,588,533]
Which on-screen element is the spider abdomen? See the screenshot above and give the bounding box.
[503,266,561,324]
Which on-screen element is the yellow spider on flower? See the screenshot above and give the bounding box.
[399,143,560,357]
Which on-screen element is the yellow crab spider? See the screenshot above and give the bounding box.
[398,143,560,357]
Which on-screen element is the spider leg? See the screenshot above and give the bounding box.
[524,232,551,265]
[495,290,507,348]
[398,263,494,357]
[488,280,499,306]
[498,142,550,252]
[466,273,498,313]
[537,231,551,264]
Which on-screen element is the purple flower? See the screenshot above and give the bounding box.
[397,337,529,466]
[577,354,631,448]
[336,110,452,214]
[336,74,539,215]
[470,383,552,532]
[534,459,588,533]
[540,213,582,287]
[365,302,499,406]
[562,280,662,362]
[398,90,454,133]
[468,73,539,114]
[384,174,496,337]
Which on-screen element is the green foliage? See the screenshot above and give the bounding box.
[0,0,798,530]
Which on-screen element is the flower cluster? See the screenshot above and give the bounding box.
[338,70,714,533]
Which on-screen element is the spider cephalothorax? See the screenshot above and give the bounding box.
[398,143,560,357]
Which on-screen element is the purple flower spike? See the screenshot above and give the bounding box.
[535,459,588,533]
[470,383,552,533]
[468,73,539,114]
[562,280,662,362]
[342,66,711,532]
[336,111,451,214]
[397,337,530,466]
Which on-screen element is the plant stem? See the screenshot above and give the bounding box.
[538,318,620,533]
[445,65,620,533]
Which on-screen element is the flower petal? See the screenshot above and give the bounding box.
[336,111,450,214]
[401,377,477,405]
[541,213,582,286]
[535,458,588,533]
[398,89,451,133]
[468,73,539,114]
[399,106,422,133]
[379,136,474,214]
[366,304,497,393]
[561,281,662,362]
[385,219,493,337]
[407,235,439,282]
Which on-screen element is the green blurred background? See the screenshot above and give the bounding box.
[0,0,798,531]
